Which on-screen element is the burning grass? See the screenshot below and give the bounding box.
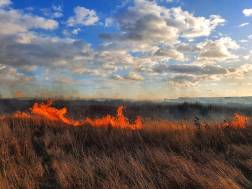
[3,100,142,130]
[0,103,252,189]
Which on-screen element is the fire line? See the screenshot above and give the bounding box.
[5,100,142,130]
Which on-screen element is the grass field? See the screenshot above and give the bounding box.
[0,101,252,189]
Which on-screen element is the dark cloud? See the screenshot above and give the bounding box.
[167,75,200,84]
[123,73,144,80]
[176,43,201,53]
[0,34,91,69]
[109,74,123,80]
[152,64,227,75]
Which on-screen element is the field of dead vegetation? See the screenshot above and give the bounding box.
[0,100,252,189]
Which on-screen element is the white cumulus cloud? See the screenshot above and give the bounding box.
[67,6,99,26]
[243,9,252,16]
[72,28,81,35]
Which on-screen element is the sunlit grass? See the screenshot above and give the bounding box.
[0,109,252,189]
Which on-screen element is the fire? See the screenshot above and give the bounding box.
[85,106,142,130]
[223,113,248,129]
[6,100,142,130]
[29,100,81,126]
[14,111,31,118]
[0,115,5,120]
[17,92,21,98]
[0,100,248,131]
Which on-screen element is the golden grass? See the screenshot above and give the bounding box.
[0,116,251,189]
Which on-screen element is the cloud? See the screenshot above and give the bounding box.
[41,5,63,18]
[131,66,157,75]
[94,51,135,65]
[190,60,216,66]
[167,75,201,87]
[67,6,99,26]
[151,63,252,86]
[181,15,225,38]
[239,39,248,43]
[152,64,227,75]
[225,63,252,79]
[151,48,186,61]
[0,8,58,35]
[124,73,144,80]
[243,82,252,86]
[51,12,63,18]
[0,34,92,69]
[52,5,63,12]
[71,68,100,76]
[175,43,201,53]
[72,28,81,35]
[0,0,250,93]
[62,29,70,36]
[105,18,113,27]
[0,66,36,86]
[99,1,225,47]
[55,79,71,84]
[0,0,11,7]
[101,64,118,72]
[206,89,214,92]
[243,9,252,16]
[239,23,249,27]
[25,7,34,11]
[249,35,252,39]
[198,37,239,60]
[226,90,235,93]
[109,74,124,80]
[96,41,156,53]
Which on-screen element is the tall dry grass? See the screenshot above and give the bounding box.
[0,115,251,189]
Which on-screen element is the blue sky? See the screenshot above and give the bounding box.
[0,0,252,99]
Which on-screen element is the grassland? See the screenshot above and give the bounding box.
[0,101,252,189]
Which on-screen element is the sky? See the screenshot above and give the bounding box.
[0,0,252,99]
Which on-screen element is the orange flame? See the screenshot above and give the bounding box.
[0,100,248,131]
[8,100,142,129]
[223,113,248,129]
[17,92,21,98]
[85,106,142,130]
[14,111,31,118]
[28,100,81,126]
[0,115,6,120]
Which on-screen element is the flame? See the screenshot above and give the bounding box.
[7,100,142,130]
[0,100,248,131]
[223,113,248,129]
[14,111,31,118]
[85,106,142,130]
[17,92,21,98]
[0,115,5,120]
[29,100,82,126]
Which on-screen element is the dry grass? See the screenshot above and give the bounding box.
[0,115,252,189]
